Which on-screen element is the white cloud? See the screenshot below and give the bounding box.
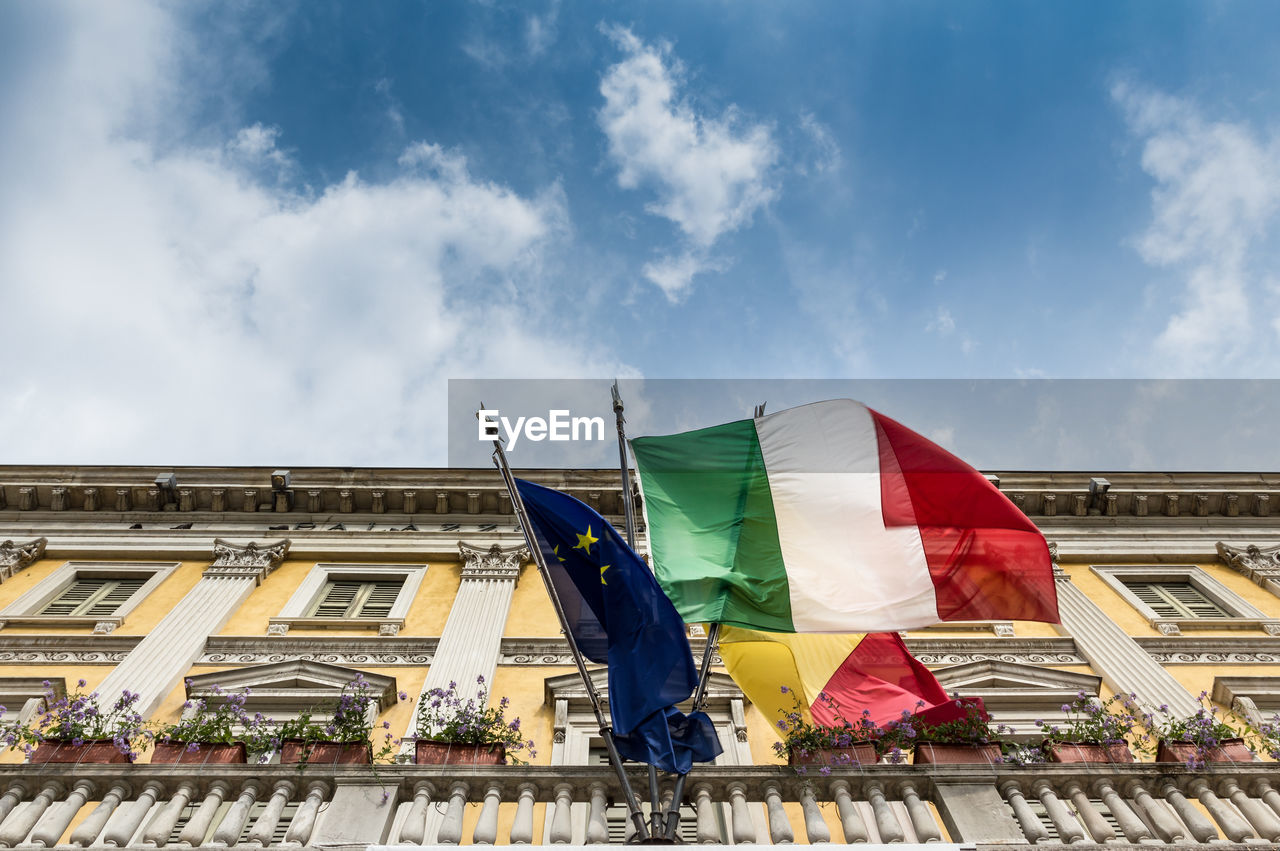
[0,2,619,465]
[926,307,956,335]
[525,1,559,57]
[642,251,724,303]
[798,111,842,175]
[1113,81,1280,372]
[598,26,777,296]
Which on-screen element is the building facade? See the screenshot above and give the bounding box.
[0,466,1278,848]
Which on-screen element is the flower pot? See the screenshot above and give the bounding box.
[1156,738,1254,764]
[31,739,132,764]
[280,740,371,765]
[1045,741,1135,764]
[912,742,1002,765]
[415,740,506,765]
[151,741,248,764]
[787,743,878,766]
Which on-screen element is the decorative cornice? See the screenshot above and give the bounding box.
[903,637,1084,666]
[0,635,140,664]
[201,636,438,666]
[204,538,290,581]
[1136,636,1280,664]
[0,537,46,580]
[458,541,526,581]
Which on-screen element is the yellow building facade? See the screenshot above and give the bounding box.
[0,466,1278,848]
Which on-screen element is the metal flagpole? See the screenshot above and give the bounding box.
[488,419,651,841]
[660,403,766,839]
[611,382,665,837]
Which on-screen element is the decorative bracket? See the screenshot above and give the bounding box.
[458,542,527,581]
[1217,542,1280,598]
[205,538,291,582]
[0,538,47,581]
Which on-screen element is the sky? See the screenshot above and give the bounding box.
[3,1,1280,468]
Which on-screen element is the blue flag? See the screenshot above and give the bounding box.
[515,479,722,773]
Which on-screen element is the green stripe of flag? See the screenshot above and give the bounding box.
[632,418,794,632]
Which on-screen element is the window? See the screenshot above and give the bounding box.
[0,561,178,633]
[1092,565,1280,636]
[270,564,425,636]
[39,578,148,616]
[932,659,1103,742]
[306,579,403,619]
[1119,580,1228,619]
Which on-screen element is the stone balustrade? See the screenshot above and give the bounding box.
[0,762,1278,847]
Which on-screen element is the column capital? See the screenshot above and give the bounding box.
[458,542,526,581]
[0,537,46,581]
[205,538,291,581]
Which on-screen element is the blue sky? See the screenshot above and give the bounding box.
[2,2,1279,466]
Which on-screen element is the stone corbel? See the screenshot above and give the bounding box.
[1217,542,1280,598]
[0,537,47,582]
[205,538,291,582]
[459,542,527,581]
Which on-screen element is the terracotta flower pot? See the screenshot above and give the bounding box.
[151,741,248,764]
[415,740,506,765]
[31,739,132,764]
[912,742,1002,765]
[1045,741,1135,764]
[1156,738,1254,763]
[787,743,878,766]
[280,740,371,765]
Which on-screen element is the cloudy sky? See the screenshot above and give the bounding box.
[3,2,1280,468]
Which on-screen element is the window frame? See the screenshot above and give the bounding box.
[0,561,179,633]
[1091,565,1280,636]
[269,563,425,635]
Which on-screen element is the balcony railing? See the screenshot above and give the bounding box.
[0,761,1279,847]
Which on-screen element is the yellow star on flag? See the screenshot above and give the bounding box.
[573,525,598,555]
[552,545,566,563]
[600,564,610,585]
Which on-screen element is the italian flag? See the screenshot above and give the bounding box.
[631,398,1058,633]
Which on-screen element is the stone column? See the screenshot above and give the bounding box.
[0,538,46,582]
[1049,543,1199,716]
[95,538,289,716]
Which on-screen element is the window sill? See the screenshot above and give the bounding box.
[267,617,405,637]
[0,616,125,634]
[1150,618,1280,636]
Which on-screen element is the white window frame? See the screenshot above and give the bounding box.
[269,563,425,636]
[1091,565,1280,636]
[0,561,178,633]
[1212,677,1280,728]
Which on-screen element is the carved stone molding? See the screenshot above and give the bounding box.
[0,537,47,581]
[1218,542,1280,597]
[0,635,140,664]
[202,636,438,666]
[459,542,526,581]
[905,637,1084,666]
[205,538,291,581]
[1138,637,1280,664]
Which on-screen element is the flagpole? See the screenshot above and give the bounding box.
[488,426,651,841]
[611,382,666,837]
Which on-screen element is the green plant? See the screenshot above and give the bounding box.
[1034,691,1152,756]
[1149,692,1258,767]
[878,698,1021,763]
[415,675,535,764]
[271,674,401,762]
[28,679,152,761]
[155,681,274,756]
[771,686,881,772]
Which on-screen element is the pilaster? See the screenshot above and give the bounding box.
[94,538,289,716]
[1048,542,1200,717]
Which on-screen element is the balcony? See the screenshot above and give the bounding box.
[1,761,1279,847]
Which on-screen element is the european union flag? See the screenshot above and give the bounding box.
[515,479,722,773]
